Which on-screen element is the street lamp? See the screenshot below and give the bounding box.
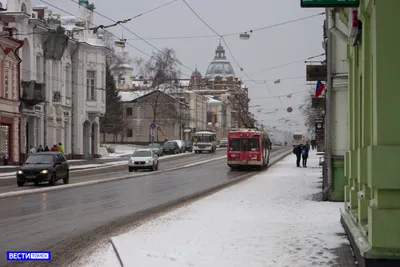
[239,32,251,40]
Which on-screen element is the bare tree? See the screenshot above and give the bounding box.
[133,48,184,128]
[300,93,325,129]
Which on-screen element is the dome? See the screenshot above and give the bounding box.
[205,42,235,80]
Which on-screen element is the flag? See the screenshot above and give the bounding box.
[315,81,325,98]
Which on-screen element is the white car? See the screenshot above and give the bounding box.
[128,149,159,172]
[172,140,184,153]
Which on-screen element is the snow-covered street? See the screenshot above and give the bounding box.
[75,151,353,267]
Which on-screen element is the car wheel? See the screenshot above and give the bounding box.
[49,173,56,186]
[63,171,69,184]
[128,166,133,172]
[17,181,24,187]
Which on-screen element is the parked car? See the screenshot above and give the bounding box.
[184,140,193,152]
[172,140,184,153]
[128,149,159,172]
[16,152,69,187]
[147,143,163,156]
[162,141,180,155]
[219,138,228,147]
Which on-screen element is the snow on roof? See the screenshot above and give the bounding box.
[33,5,48,9]
[205,95,221,104]
[119,90,147,102]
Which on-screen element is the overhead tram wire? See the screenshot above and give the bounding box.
[249,53,326,76]
[181,0,287,109]
[69,0,195,75]
[40,1,153,59]
[124,12,325,41]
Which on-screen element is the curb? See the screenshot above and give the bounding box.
[0,148,288,199]
[0,150,224,182]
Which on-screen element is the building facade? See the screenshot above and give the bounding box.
[324,9,349,201]
[116,89,190,143]
[0,26,24,164]
[4,0,105,159]
[340,1,400,266]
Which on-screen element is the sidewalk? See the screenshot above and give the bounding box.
[75,151,357,267]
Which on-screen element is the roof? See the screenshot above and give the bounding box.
[119,89,189,106]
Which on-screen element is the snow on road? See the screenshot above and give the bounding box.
[75,151,349,267]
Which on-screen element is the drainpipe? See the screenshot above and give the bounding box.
[43,57,48,148]
[13,37,24,164]
[323,9,334,199]
[328,8,348,43]
[70,42,80,157]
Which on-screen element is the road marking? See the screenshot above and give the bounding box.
[0,149,287,199]
[0,155,228,199]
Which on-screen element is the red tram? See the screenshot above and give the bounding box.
[227,128,271,170]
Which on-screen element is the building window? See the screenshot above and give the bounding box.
[126,107,132,116]
[126,128,133,138]
[66,65,72,98]
[4,70,9,99]
[101,70,105,101]
[86,70,96,100]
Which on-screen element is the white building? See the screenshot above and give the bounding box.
[8,0,105,158]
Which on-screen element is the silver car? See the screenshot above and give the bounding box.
[128,149,159,172]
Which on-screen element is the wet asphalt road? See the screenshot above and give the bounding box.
[0,149,226,193]
[0,147,288,266]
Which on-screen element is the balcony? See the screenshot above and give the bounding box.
[21,81,45,106]
[52,91,62,106]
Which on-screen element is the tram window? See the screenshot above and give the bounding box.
[229,139,241,151]
[247,138,259,151]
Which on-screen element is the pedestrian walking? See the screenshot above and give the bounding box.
[293,144,302,167]
[56,142,64,153]
[44,145,50,152]
[301,144,309,168]
[51,145,57,152]
[29,145,35,154]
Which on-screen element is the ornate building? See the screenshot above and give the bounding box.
[188,42,252,131]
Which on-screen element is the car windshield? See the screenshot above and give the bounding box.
[147,143,160,148]
[229,138,260,151]
[132,151,151,157]
[25,154,54,164]
[164,142,176,147]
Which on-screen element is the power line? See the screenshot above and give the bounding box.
[69,0,194,75]
[124,12,324,41]
[39,0,154,60]
[249,53,326,76]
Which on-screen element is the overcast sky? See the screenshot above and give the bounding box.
[33,0,325,133]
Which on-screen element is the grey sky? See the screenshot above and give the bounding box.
[33,0,325,132]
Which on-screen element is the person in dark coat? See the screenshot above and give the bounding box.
[293,144,302,167]
[37,145,43,152]
[301,144,309,168]
[44,145,50,152]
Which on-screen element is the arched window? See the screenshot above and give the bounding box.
[21,3,27,12]
[118,74,125,84]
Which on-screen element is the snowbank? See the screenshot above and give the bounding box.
[74,151,349,267]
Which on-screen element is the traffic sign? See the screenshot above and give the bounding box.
[150,122,156,129]
[287,107,293,113]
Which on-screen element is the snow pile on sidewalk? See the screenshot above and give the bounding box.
[101,143,143,158]
[77,152,349,267]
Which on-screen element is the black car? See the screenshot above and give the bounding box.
[184,140,193,152]
[16,152,69,187]
[162,141,180,154]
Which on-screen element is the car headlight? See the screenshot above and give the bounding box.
[40,170,48,174]
[17,170,23,174]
